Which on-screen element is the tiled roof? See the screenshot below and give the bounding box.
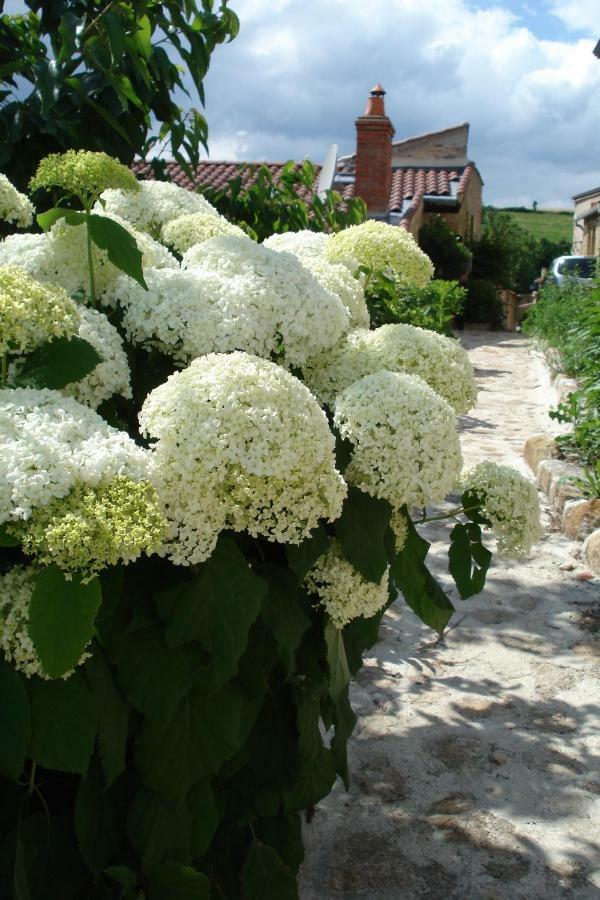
[132,160,318,202]
[332,164,475,226]
[133,159,474,227]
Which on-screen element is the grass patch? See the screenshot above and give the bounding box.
[496,208,573,244]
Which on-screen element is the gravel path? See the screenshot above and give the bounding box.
[299,330,600,900]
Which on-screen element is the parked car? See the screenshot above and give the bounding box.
[545,255,597,287]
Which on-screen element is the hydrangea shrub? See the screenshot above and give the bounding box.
[0,156,542,899]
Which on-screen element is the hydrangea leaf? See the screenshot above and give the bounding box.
[135,684,244,803]
[74,757,127,876]
[333,487,392,584]
[390,514,454,634]
[0,523,20,546]
[88,213,147,290]
[155,536,266,695]
[285,525,330,582]
[28,565,101,679]
[148,860,211,900]
[127,789,192,874]
[328,689,357,788]
[84,649,130,787]
[324,618,351,701]
[0,659,30,780]
[13,336,102,390]
[259,565,311,675]
[282,746,337,813]
[28,671,97,774]
[188,780,218,859]
[254,814,304,875]
[241,841,298,900]
[448,522,492,600]
[342,609,386,676]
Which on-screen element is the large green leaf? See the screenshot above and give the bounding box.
[188,781,218,859]
[0,659,30,780]
[156,536,266,694]
[334,487,392,583]
[28,566,101,679]
[74,758,127,876]
[328,689,357,787]
[255,814,304,876]
[294,685,323,761]
[343,609,386,676]
[390,513,455,634]
[112,625,198,723]
[88,214,147,289]
[241,842,298,900]
[37,208,85,231]
[324,618,351,701]
[448,522,492,600]
[285,525,330,582]
[13,336,102,390]
[0,523,20,546]
[84,649,129,786]
[282,747,337,813]
[127,789,192,873]
[28,671,97,774]
[259,565,311,675]
[135,684,244,803]
[149,860,211,900]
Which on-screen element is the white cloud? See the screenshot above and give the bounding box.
[549,0,598,35]
[200,0,600,207]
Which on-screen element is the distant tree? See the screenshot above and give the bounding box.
[532,200,538,211]
[418,214,472,281]
[0,1,239,189]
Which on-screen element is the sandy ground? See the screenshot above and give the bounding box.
[299,331,600,900]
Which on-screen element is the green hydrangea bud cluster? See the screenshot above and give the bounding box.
[30,150,139,205]
[13,477,167,577]
[0,264,79,355]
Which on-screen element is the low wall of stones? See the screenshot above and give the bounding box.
[524,434,600,574]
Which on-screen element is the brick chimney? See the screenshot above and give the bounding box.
[354,84,395,214]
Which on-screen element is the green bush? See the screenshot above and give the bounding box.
[364,272,466,335]
[524,280,600,470]
[463,278,503,328]
[203,161,367,242]
[418,215,472,281]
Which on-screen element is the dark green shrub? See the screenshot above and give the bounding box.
[364,271,465,334]
[418,214,472,281]
[463,278,503,327]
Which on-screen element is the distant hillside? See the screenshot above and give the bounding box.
[491,207,572,245]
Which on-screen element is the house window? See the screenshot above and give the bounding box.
[586,222,597,256]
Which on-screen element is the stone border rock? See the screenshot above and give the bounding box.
[524,433,600,573]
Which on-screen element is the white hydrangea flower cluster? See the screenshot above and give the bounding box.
[305,324,476,412]
[334,371,462,509]
[0,174,34,228]
[390,508,409,552]
[63,307,132,408]
[0,215,176,303]
[304,540,389,628]
[0,566,90,679]
[0,265,79,355]
[326,220,434,287]
[0,388,155,523]
[461,461,543,557]
[162,211,247,253]
[139,352,347,565]
[98,180,219,239]
[298,257,370,330]
[263,230,330,260]
[180,236,349,366]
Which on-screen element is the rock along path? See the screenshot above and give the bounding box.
[299,330,600,900]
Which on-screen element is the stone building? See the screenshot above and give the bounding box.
[135,84,483,240]
[572,186,600,255]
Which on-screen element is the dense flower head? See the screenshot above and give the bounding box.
[98,180,219,238]
[390,508,409,552]
[460,461,543,557]
[139,352,347,565]
[63,307,132,408]
[304,540,389,628]
[298,257,370,330]
[0,566,90,679]
[263,230,330,259]
[0,388,155,523]
[13,477,166,577]
[0,265,79,355]
[326,220,434,287]
[30,150,138,203]
[0,174,34,228]
[0,218,176,303]
[305,324,476,412]
[162,211,247,253]
[334,371,462,509]
[181,236,349,366]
